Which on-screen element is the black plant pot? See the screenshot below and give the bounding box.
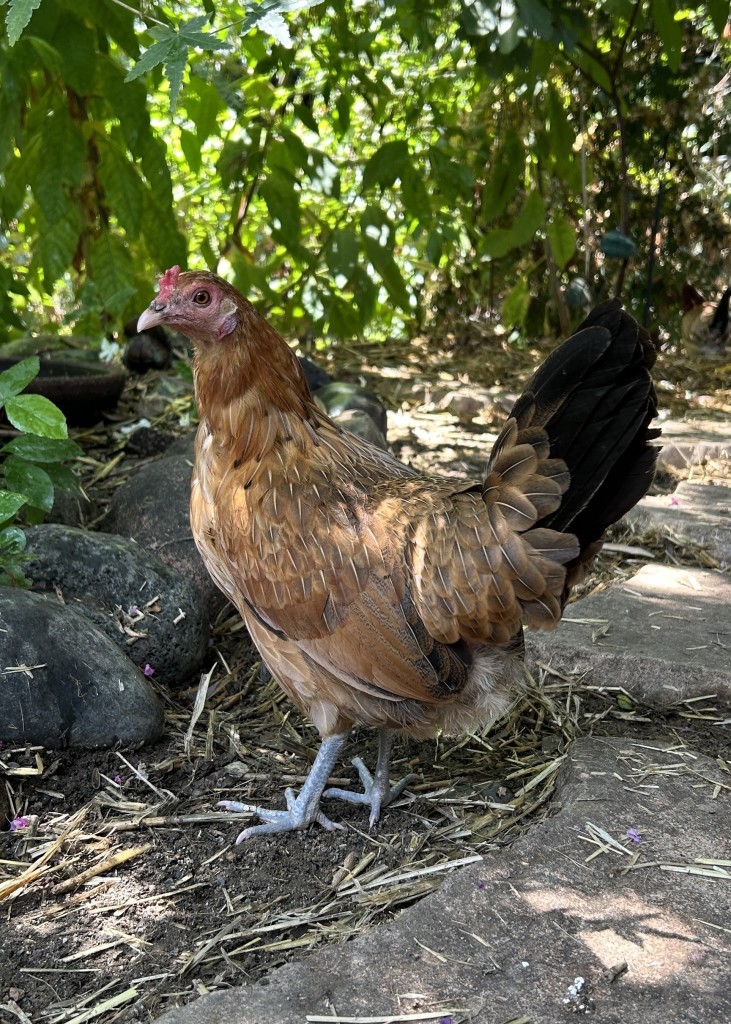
[0,357,127,427]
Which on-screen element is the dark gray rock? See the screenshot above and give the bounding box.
[313,381,388,436]
[101,453,228,616]
[23,525,210,688]
[335,408,388,450]
[0,588,163,748]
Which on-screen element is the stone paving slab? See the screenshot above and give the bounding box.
[154,737,731,1024]
[656,417,731,470]
[528,564,731,708]
[627,482,731,566]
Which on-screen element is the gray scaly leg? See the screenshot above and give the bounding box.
[219,731,350,842]
[323,728,416,827]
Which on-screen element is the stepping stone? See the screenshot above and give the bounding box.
[627,482,731,567]
[656,416,730,470]
[528,564,731,707]
[152,737,731,1024]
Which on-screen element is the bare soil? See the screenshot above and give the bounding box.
[1,328,729,1024]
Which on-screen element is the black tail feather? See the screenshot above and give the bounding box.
[511,299,658,555]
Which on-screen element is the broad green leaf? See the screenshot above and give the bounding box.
[430,147,474,202]
[180,127,202,176]
[518,0,554,38]
[0,356,39,403]
[2,435,82,462]
[3,456,54,511]
[4,394,68,438]
[240,0,326,36]
[99,144,145,237]
[0,490,26,525]
[258,11,292,47]
[43,462,84,496]
[547,216,576,270]
[402,166,431,221]
[708,0,730,34]
[125,32,176,83]
[482,191,546,258]
[326,228,360,280]
[187,75,224,142]
[55,14,96,93]
[88,231,135,316]
[481,132,524,222]
[5,0,43,46]
[162,34,188,110]
[502,278,531,328]
[363,139,410,190]
[361,207,411,313]
[178,15,228,51]
[260,170,301,248]
[0,526,26,553]
[352,268,378,325]
[652,0,681,70]
[97,56,150,157]
[34,204,83,286]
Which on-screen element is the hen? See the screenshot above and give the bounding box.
[681,282,731,359]
[137,269,658,841]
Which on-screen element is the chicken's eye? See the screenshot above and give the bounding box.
[193,289,211,306]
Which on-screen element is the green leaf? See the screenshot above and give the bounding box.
[708,0,730,34]
[3,456,53,511]
[5,0,43,46]
[502,278,531,328]
[2,435,82,462]
[0,490,26,525]
[180,127,202,176]
[99,143,145,237]
[481,132,524,222]
[482,191,546,258]
[326,228,360,280]
[34,205,84,285]
[162,34,188,110]
[4,394,68,438]
[87,231,135,316]
[0,356,39,403]
[260,170,301,248]
[361,207,411,313]
[517,0,554,38]
[363,139,410,190]
[125,32,176,83]
[547,216,575,270]
[43,462,84,496]
[56,14,96,93]
[429,147,474,202]
[652,0,681,70]
[187,75,224,142]
[178,14,228,52]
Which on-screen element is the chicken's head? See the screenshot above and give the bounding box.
[137,267,240,345]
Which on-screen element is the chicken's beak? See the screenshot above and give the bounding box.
[136,301,166,332]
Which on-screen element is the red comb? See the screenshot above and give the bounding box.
[157,265,181,300]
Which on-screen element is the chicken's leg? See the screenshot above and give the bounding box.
[323,728,416,827]
[219,731,349,842]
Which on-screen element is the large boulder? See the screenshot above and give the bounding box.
[0,588,163,748]
[24,525,210,688]
[101,454,228,616]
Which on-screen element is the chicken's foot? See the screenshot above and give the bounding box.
[219,731,350,841]
[323,728,416,827]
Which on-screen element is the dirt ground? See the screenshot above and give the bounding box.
[1,326,729,1024]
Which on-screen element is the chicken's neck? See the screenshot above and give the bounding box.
[193,315,321,464]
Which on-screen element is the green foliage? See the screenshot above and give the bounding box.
[0,0,729,349]
[0,357,82,584]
